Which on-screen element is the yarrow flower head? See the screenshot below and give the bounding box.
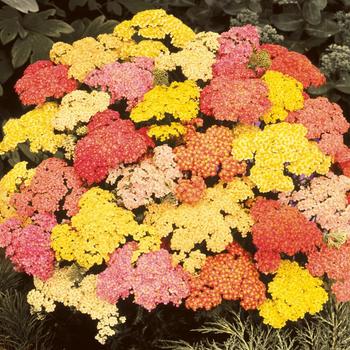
[0,102,67,155]
[84,57,154,110]
[97,244,190,311]
[261,44,326,88]
[0,213,56,280]
[74,109,154,184]
[259,261,328,328]
[307,240,350,302]
[11,158,86,218]
[14,60,77,106]
[186,242,266,311]
[232,122,331,192]
[251,198,323,273]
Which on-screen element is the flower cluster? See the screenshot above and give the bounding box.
[97,243,190,311]
[11,158,85,218]
[259,261,328,328]
[27,265,125,344]
[262,44,326,88]
[130,80,200,140]
[84,57,154,110]
[174,125,246,192]
[251,198,323,273]
[144,179,254,272]
[185,243,266,311]
[0,213,56,280]
[74,109,153,184]
[0,102,67,155]
[232,122,331,192]
[14,60,77,105]
[279,173,350,237]
[287,97,350,162]
[107,145,181,210]
[307,241,350,302]
[2,9,349,343]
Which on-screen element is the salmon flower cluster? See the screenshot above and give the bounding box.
[1,9,349,344]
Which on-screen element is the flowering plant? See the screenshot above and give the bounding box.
[0,9,349,344]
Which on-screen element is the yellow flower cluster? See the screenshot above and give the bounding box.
[50,35,130,81]
[27,265,125,344]
[261,70,304,123]
[259,261,328,328]
[0,102,67,155]
[113,9,195,49]
[147,123,187,142]
[130,80,199,140]
[53,90,110,131]
[232,122,331,192]
[144,179,254,272]
[51,188,162,268]
[155,32,220,81]
[0,162,34,223]
[127,40,169,58]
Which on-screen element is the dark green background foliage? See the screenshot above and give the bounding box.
[0,1,350,349]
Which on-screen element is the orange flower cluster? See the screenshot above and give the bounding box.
[261,44,326,88]
[174,125,246,180]
[251,198,323,273]
[185,242,266,311]
[175,176,206,204]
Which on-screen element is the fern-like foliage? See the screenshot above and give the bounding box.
[0,250,25,293]
[161,299,350,350]
[0,290,54,350]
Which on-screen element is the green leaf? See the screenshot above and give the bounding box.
[107,0,122,16]
[0,84,3,96]
[83,16,118,37]
[0,50,13,83]
[335,75,350,94]
[29,33,53,61]
[313,0,327,10]
[87,0,101,10]
[0,6,22,44]
[305,18,340,38]
[11,36,32,67]
[303,1,321,25]
[68,0,88,11]
[307,82,333,95]
[0,0,39,13]
[118,0,155,14]
[271,13,304,32]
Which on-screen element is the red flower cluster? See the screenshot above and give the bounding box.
[251,198,323,273]
[175,176,206,204]
[14,60,77,105]
[174,125,246,180]
[0,214,56,280]
[11,158,85,218]
[74,110,154,184]
[307,241,350,302]
[200,76,271,123]
[185,242,266,311]
[261,44,326,88]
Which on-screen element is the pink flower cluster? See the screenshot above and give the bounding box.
[84,57,154,110]
[287,97,350,162]
[200,77,271,123]
[0,213,56,280]
[11,158,85,218]
[14,60,77,105]
[251,198,323,273]
[308,241,350,302]
[74,110,154,184]
[97,243,190,311]
[262,44,326,88]
[213,25,260,78]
